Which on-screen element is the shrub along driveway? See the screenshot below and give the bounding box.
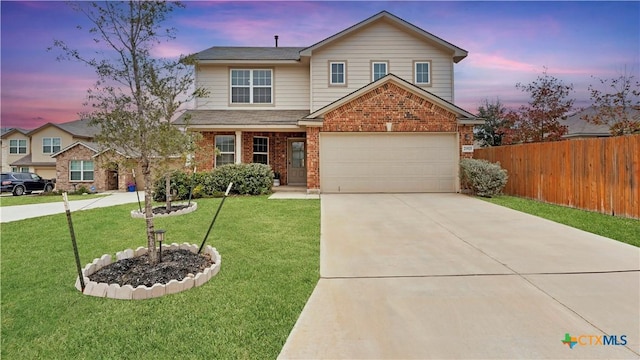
[279,193,640,359]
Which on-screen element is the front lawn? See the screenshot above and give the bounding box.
[482,195,640,247]
[0,193,106,207]
[1,196,320,359]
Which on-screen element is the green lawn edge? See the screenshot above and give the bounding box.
[481,195,640,247]
[0,193,107,207]
[1,196,320,359]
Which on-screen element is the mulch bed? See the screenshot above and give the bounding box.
[89,249,213,287]
[151,204,191,215]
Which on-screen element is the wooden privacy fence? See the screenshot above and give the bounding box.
[474,134,640,219]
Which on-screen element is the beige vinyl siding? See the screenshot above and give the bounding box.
[310,20,454,112]
[31,127,74,164]
[196,64,310,110]
[3,133,30,171]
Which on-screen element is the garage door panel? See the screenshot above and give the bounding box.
[320,133,458,193]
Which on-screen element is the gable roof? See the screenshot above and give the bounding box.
[300,11,468,63]
[1,127,30,139]
[27,119,99,139]
[51,140,131,159]
[51,141,101,158]
[561,106,640,138]
[195,47,305,62]
[303,73,481,125]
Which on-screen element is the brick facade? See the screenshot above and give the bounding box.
[322,82,458,133]
[195,131,305,185]
[305,127,320,190]
[304,81,475,192]
[194,84,476,193]
[55,145,146,193]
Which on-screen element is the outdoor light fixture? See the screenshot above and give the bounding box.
[155,229,166,262]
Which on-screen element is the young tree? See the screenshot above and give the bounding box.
[582,72,640,135]
[503,68,574,144]
[52,1,204,264]
[474,98,508,147]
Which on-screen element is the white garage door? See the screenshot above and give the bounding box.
[320,133,458,193]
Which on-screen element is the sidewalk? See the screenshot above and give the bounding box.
[0,191,145,223]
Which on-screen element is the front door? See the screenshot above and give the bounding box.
[287,139,306,185]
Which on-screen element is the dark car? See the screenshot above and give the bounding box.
[1,172,55,196]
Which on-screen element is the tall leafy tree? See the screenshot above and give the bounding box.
[51,1,204,263]
[582,71,640,135]
[503,68,574,144]
[474,98,508,147]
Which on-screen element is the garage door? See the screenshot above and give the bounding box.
[320,133,458,193]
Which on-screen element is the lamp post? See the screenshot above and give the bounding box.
[155,229,166,262]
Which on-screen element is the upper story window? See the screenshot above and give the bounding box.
[252,137,268,165]
[43,137,61,154]
[230,69,272,104]
[414,61,431,85]
[215,135,235,166]
[329,61,346,86]
[9,139,27,154]
[372,61,388,81]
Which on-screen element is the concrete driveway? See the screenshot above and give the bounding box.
[278,194,640,359]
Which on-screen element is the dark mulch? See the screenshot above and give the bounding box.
[89,249,214,287]
[152,204,191,215]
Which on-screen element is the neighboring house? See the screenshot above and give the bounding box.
[562,107,612,139]
[178,11,483,193]
[4,119,97,179]
[1,127,30,173]
[562,106,640,139]
[0,119,140,192]
[51,141,147,192]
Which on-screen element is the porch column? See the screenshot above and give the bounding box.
[235,130,242,164]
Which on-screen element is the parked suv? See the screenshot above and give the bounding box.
[1,172,55,196]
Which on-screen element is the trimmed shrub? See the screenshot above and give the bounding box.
[211,163,273,195]
[152,171,194,201]
[152,163,273,201]
[460,158,508,197]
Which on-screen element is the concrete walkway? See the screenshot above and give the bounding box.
[278,193,640,359]
[0,191,144,223]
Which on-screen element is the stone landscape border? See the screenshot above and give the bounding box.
[76,243,221,300]
[130,202,198,218]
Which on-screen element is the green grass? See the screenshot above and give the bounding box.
[0,193,106,207]
[482,195,640,247]
[1,196,320,359]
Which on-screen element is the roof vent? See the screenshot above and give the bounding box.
[274,35,279,48]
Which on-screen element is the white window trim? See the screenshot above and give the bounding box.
[69,160,94,182]
[12,167,29,173]
[252,136,269,165]
[43,137,61,154]
[230,69,273,104]
[329,61,347,86]
[9,139,27,154]
[371,61,388,82]
[215,135,236,167]
[414,60,432,85]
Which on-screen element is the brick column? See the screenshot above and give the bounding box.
[459,125,474,159]
[305,127,320,193]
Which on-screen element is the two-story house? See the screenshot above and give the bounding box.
[1,119,139,192]
[1,119,97,179]
[176,11,482,193]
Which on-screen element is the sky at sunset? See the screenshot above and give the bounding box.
[1,1,639,129]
